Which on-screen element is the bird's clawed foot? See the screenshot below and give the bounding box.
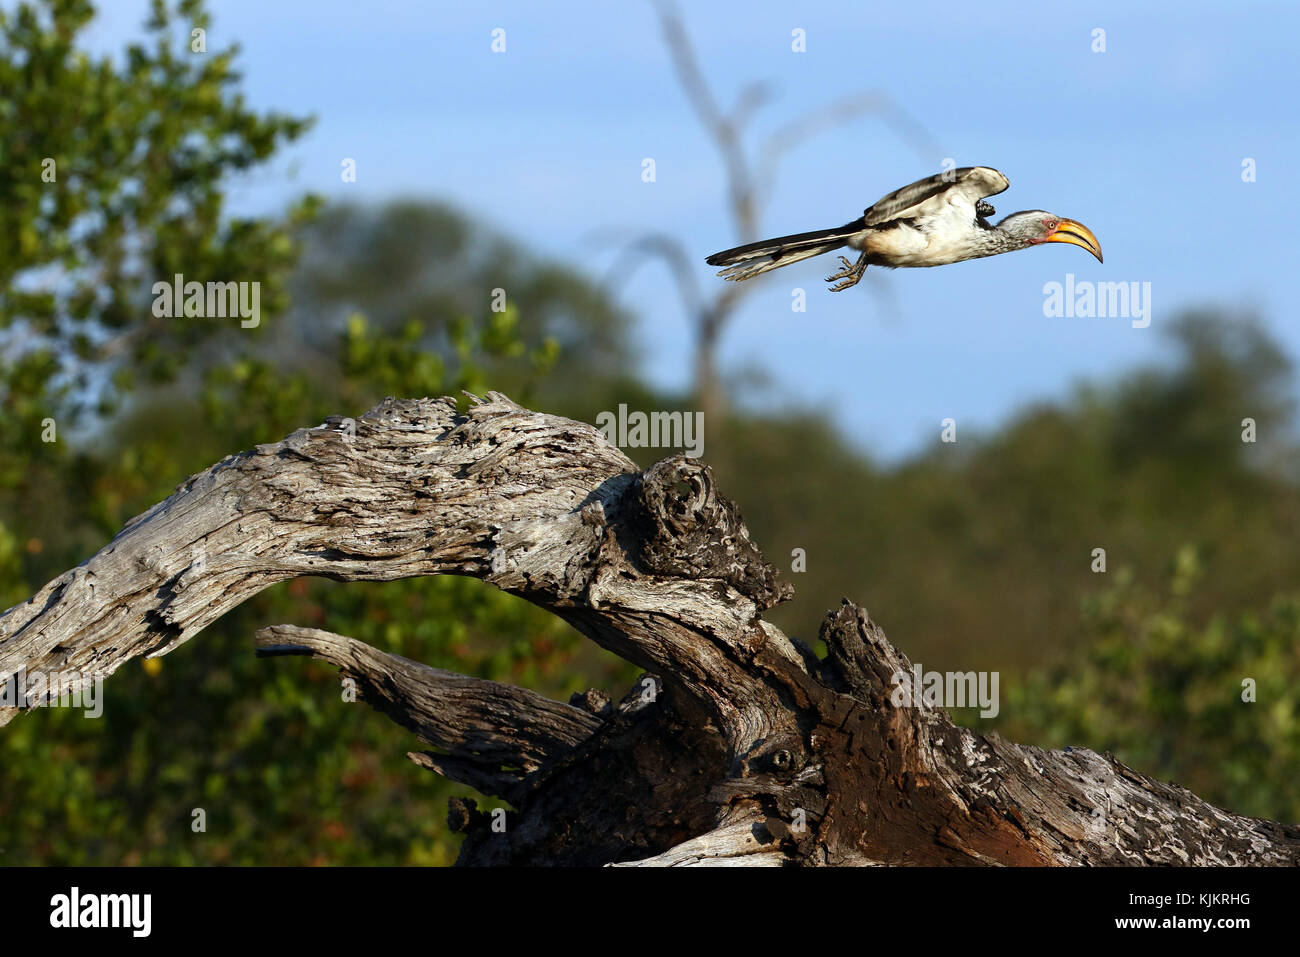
[826,252,868,292]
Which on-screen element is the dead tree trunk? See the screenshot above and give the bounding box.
[1,394,1296,865]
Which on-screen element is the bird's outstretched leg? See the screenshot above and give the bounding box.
[826,251,869,292]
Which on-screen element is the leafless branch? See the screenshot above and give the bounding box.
[642,0,947,425]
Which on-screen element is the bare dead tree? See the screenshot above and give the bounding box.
[2,394,1295,865]
[605,0,942,433]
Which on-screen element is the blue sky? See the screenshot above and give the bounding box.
[88,0,1300,458]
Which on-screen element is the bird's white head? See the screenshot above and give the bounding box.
[996,210,1103,263]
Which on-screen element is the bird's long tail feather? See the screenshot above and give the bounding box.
[705,220,863,282]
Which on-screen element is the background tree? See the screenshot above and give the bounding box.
[600,0,941,440]
[0,0,315,418]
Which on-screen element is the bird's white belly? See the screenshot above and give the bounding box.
[853,193,985,267]
[852,225,929,265]
[856,225,968,267]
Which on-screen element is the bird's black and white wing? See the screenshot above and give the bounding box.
[705,166,1015,283]
[862,166,1009,226]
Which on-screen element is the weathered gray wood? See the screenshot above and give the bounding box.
[253,624,602,805]
[2,392,1296,865]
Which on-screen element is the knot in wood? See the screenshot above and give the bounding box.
[635,456,792,610]
[747,737,806,779]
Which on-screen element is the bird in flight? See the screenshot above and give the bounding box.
[705,166,1102,292]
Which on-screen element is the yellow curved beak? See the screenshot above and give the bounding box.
[1046,219,1103,263]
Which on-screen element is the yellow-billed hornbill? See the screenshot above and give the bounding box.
[706,166,1102,291]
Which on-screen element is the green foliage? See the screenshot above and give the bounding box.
[988,547,1300,823]
[281,200,629,396]
[722,313,1300,679]
[0,0,316,418]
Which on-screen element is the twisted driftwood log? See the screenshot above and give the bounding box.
[1,393,1296,865]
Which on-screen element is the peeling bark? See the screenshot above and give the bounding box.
[1,393,1295,865]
